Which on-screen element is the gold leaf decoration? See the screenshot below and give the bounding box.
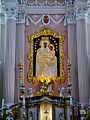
[27,26,65,83]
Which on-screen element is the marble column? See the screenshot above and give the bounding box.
[0,16,5,107]
[67,12,79,101]
[3,8,16,104]
[15,12,25,102]
[76,8,89,103]
[87,18,90,102]
[0,24,2,107]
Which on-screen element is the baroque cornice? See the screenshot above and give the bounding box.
[2,1,75,15]
[2,0,90,24]
[26,0,66,6]
[16,0,74,15]
[19,5,67,14]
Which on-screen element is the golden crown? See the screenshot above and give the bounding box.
[49,44,54,47]
[41,36,49,41]
[48,44,55,49]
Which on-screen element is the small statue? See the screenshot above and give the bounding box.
[60,87,65,97]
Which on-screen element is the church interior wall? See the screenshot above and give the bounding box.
[0,0,90,108]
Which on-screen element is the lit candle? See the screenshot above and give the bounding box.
[23,97,25,106]
[70,97,72,105]
[68,59,70,64]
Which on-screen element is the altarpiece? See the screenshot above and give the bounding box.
[27,27,65,84]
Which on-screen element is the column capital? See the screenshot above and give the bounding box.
[2,2,17,20]
[75,7,88,20]
[67,12,76,24]
[75,0,88,20]
[0,13,5,24]
[16,11,26,24]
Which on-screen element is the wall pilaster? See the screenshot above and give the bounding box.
[15,11,25,102]
[0,15,5,106]
[67,12,79,101]
[3,2,17,104]
[76,4,90,103]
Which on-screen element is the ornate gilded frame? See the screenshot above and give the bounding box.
[27,27,65,83]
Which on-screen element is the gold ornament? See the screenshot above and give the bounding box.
[41,36,49,41]
[27,26,65,83]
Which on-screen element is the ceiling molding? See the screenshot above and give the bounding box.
[18,5,68,14]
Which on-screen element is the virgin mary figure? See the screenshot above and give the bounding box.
[36,37,57,77]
